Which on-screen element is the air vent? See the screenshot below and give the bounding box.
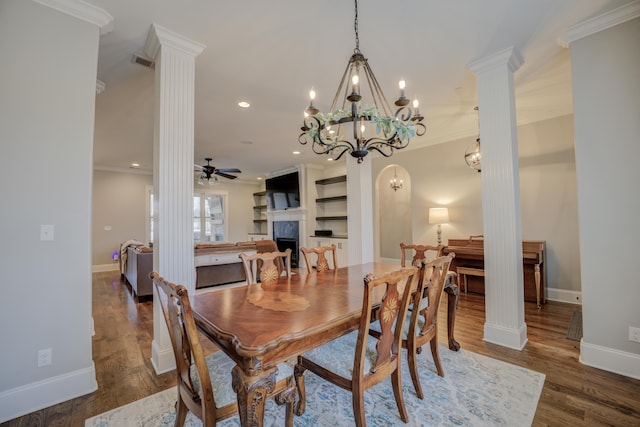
[131,54,155,69]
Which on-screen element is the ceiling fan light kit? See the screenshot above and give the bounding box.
[298,0,426,164]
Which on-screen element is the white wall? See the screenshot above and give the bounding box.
[571,17,640,377]
[0,0,107,421]
[372,114,581,297]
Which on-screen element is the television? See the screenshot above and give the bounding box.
[266,171,300,210]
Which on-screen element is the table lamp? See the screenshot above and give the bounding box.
[428,207,449,245]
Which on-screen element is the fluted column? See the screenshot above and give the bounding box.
[347,155,374,265]
[469,47,527,350]
[145,24,206,373]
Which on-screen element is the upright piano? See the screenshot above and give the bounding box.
[442,237,546,306]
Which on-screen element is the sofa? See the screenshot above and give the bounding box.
[121,240,280,301]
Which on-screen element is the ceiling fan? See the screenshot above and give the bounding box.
[195,157,241,184]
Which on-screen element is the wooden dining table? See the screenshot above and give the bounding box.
[192,261,460,427]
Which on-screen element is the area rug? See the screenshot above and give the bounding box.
[86,347,544,427]
[566,311,583,341]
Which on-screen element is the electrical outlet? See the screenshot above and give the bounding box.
[37,348,52,367]
[629,327,640,343]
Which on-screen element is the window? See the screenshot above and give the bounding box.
[145,187,228,244]
[193,192,227,242]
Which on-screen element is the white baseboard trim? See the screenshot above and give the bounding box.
[580,339,640,380]
[0,363,97,423]
[151,339,176,375]
[484,321,528,350]
[92,263,119,273]
[546,287,582,304]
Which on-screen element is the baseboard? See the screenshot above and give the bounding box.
[580,339,640,380]
[484,321,528,350]
[92,263,119,273]
[0,363,97,423]
[546,287,582,305]
[151,339,176,375]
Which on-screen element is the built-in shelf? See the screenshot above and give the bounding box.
[252,191,268,234]
[316,195,347,203]
[316,216,348,221]
[315,175,347,185]
[253,219,267,223]
[253,205,267,210]
[254,191,267,196]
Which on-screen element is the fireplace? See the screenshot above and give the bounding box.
[273,221,299,267]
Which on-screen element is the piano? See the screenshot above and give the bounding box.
[442,236,546,306]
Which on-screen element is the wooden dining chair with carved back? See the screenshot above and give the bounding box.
[300,244,338,273]
[400,242,457,298]
[294,267,418,427]
[371,254,455,399]
[150,272,297,426]
[239,248,292,285]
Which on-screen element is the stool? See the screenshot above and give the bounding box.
[456,266,484,293]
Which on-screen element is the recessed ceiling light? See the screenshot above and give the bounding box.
[238,101,250,108]
[327,158,333,161]
[257,177,263,180]
[131,163,140,168]
[240,140,254,145]
[293,151,300,155]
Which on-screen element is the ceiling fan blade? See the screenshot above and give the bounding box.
[215,168,241,173]
[194,164,203,169]
[214,171,238,180]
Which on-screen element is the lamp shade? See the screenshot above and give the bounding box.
[428,207,449,224]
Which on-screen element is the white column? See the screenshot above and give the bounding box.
[468,47,527,350]
[144,24,206,374]
[347,155,374,265]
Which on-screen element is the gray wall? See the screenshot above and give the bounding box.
[571,18,640,363]
[0,0,101,420]
[373,114,581,298]
[92,170,260,266]
[93,170,152,265]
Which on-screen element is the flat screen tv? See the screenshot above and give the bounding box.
[266,171,300,210]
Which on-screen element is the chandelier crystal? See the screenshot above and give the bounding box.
[299,0,426,163]
[464,106,481,172]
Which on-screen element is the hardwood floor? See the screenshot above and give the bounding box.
[3,271,639,426]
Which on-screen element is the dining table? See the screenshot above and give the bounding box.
[192,261,460,427]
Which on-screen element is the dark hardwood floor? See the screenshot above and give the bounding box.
[3,271,639,426]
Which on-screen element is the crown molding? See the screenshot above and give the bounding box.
[557,0,640,47]
[143,23,206,60]
[33,0,113,35]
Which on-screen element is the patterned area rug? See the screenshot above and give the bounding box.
[86,346,544,427]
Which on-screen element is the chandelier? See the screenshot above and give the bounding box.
[464,106,481,172]
[389,166,403,191]
[299,0,426,163]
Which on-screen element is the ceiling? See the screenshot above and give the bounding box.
[90,0,631,181]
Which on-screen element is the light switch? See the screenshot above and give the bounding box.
[40,225,54,241]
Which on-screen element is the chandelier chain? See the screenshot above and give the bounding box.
[354,0,359,52]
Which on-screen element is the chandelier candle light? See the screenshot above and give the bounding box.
[299,0,426,163]
[464,106,481,172]
[390,166,403,191]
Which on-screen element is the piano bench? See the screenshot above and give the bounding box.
[456,266,485,293]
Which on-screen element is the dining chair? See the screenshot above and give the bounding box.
[150,272,297,426]
[372,254,454,400]
[239,248,292,284]
[400,242,457,296]
[300,244,338,272]
[294,267,418,427]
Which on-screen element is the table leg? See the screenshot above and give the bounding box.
[535,264,541,309]
[444,281,460,351]
[231,364,277,427]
